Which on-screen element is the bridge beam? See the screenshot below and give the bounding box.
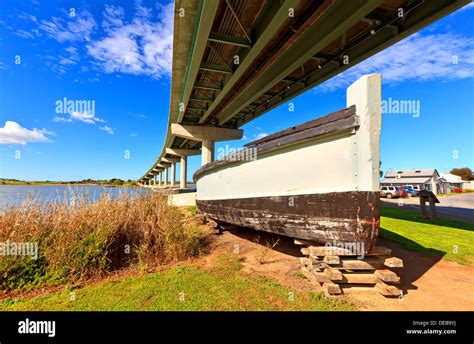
[176,0,220,123]
[171,124,243,165]
[216,0,384,125]
[165,148,200,157]
[161,157,180,164]
[171,124,242,141]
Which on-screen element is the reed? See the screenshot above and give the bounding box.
[0,191,206,292]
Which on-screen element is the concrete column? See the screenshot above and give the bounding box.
[171,162,176,187]
[346,74,381,192]
[201,138,214,166]
[158,172,162,187]
[153,175,157,186]
[180,156,187,189]
[164,167,169,187]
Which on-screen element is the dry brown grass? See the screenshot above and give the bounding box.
[0,191,207,292]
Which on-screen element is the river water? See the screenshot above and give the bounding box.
[0,185,149,211]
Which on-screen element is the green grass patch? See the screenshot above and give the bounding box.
[380,206,474,265]
[0,255,355,311]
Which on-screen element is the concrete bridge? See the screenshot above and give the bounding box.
[138,0,467,188]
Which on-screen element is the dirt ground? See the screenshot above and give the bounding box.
[205,226,474,311]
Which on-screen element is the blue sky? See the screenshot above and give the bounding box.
[0,0,473,182]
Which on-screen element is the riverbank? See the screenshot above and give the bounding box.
[0,192,204,293]
[0,196,355,311]
[0,178,137,186]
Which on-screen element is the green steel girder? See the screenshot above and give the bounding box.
[190,96,213,102]
[199,63,233,74]
[187,105,207,111]
[236,0,470,127]
[193,82,221,90]
[198,0,301,124]
[176,0,219,124]
[208,32,252,48]
[217,0,385,126]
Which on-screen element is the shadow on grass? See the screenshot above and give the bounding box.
[381,205,474,232]
[378,231,445,294]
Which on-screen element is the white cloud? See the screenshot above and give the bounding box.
[15,29,37,39]
[100,126,114,134]
[54,111,104,124]
[317,32,474,93]
[17,12,38,23]
[38,10,96,42]
[52,116,73,123]
[59,46,79,65]
[87,3,173,79]
[255,133,268,140]
[0,121,53,145]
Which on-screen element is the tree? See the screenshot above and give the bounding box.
[450,167,473,181]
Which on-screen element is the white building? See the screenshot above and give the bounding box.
[381,169,446,194]
[440,173,463,191]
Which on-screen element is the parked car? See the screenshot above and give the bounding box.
[400,186,418,197]
[398,187,408,198]
[405,184,422,192]
[380,186,401,198]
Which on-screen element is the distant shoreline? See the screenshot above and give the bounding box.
[0,182,137,187]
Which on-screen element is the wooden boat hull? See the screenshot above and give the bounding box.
[197,191,380,251]
[194,74,382,253]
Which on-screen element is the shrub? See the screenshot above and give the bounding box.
[0,191,206,293]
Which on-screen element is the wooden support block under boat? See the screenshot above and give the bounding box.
[384,257,404,268]
[301,246,391,258]
[299,243,403,298]
[323,282,342,296]
[374,269,400,283]
[323,268,343,281]
[375,282,402,297]
[323,256,340,265]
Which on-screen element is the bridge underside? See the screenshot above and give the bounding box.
[140,0,468,183]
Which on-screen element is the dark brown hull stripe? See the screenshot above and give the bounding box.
[197,191,380,253]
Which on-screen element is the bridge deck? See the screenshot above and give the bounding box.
[140,0,468,182]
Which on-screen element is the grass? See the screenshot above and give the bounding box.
[187,206,197,216]
[380,206,474,265]
[0,255,355,311]
[0,192,207,293]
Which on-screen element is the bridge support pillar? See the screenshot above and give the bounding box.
[180,156,187,189]
[171,162,176,187]
[201,139,214,166]
[164,167,169,187]
[153,175,157,186]
[170,124,243,166]
[158,172,162,187]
